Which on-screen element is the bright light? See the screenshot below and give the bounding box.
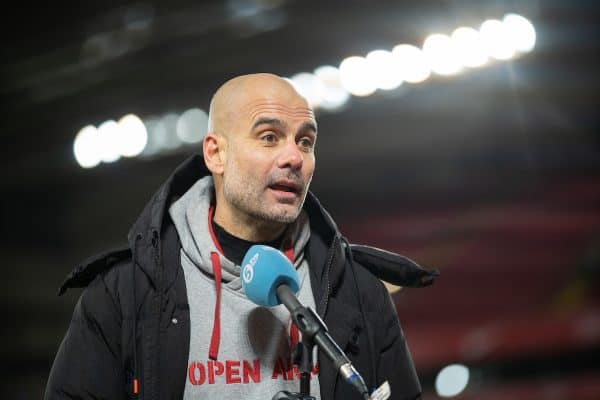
[176,108,208,144]
[142,117,166,156]
[97,120,121,163]
[160,113,181,150]
[480,19,516,60]
[118,114,148,157]
[435,364,470,397]
[451,27,488,68]
[290,72,326,107]
[423,33,462,76]
[73,125,101,168]
[313,65,350,111]
[392,44,431,83]
[503,13,536,53]
[339,56,377,97]
[73,13,537,167]
[366,49,403,90]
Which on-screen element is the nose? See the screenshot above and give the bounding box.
[277,141,303,170]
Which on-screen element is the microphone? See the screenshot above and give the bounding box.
[241,245,370,399]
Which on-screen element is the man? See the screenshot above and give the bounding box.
[45,73,437,399]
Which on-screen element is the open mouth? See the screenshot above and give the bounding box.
[268,180,302,196]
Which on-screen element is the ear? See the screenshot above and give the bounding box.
[203,133,226,174]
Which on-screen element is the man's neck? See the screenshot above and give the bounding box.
[211,219,285,265]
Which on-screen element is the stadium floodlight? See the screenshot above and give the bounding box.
[339,56,378,97]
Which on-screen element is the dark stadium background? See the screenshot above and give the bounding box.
[1,0,599,398]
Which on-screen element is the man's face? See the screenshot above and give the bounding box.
[221,93,317,225]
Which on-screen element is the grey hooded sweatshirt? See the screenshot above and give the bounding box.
[168,176,321,399]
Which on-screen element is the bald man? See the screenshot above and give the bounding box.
[46,74,436,400]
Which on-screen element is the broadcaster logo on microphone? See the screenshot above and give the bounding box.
[242,253,259,284]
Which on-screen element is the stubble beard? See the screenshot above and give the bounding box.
[222,163,309,225]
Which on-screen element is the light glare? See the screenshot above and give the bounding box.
[366,49,403,90]
[480,19,516,60]
[176,108,208,144]
[74,13,537,167]
[451,27,488,68]
[339,56,377,97]
[73,125,101,168]
[118,114,148,157]
[142,117,166,156]
[423,33,462,76]
[290,72,326,107]
[392,44,431,83]
[161,113,181,150]
[313,65,350,110]
[435,364,470,397]
[503,13,536,53]
[97,120,121,163]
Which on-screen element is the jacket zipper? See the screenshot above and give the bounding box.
[151,229,162,400]
[321,235,338,317]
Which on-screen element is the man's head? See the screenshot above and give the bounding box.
[204,73,317,240]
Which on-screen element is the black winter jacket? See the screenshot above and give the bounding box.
[45,155,437,400]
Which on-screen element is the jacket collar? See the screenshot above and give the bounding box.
[126,155,208,288]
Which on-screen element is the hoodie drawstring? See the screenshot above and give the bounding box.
[208,252,222,360]
[207,205,225,360]
[207,206,299,360]
[283,243,300,351]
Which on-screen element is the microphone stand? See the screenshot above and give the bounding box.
[271,283,322,400]
[272,285,370,400]
[272,338,316,400]
[295,339,314,397]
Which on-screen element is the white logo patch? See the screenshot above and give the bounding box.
[242,253,259,284]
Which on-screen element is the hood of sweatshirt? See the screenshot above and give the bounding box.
[167,175,311,289]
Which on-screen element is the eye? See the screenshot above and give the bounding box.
[260,133,277,144]
[298,137,315,151]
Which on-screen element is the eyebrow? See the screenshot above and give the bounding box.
[251,117,287,132]
[251,117,318,135]
[298,121,318,136]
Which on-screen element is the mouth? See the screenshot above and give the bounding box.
[268,180,302,197]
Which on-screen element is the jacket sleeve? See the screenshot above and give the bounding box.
[374,282,422,400]
[44,274,125,400]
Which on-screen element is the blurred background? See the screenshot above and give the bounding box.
[2,0,599,398]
